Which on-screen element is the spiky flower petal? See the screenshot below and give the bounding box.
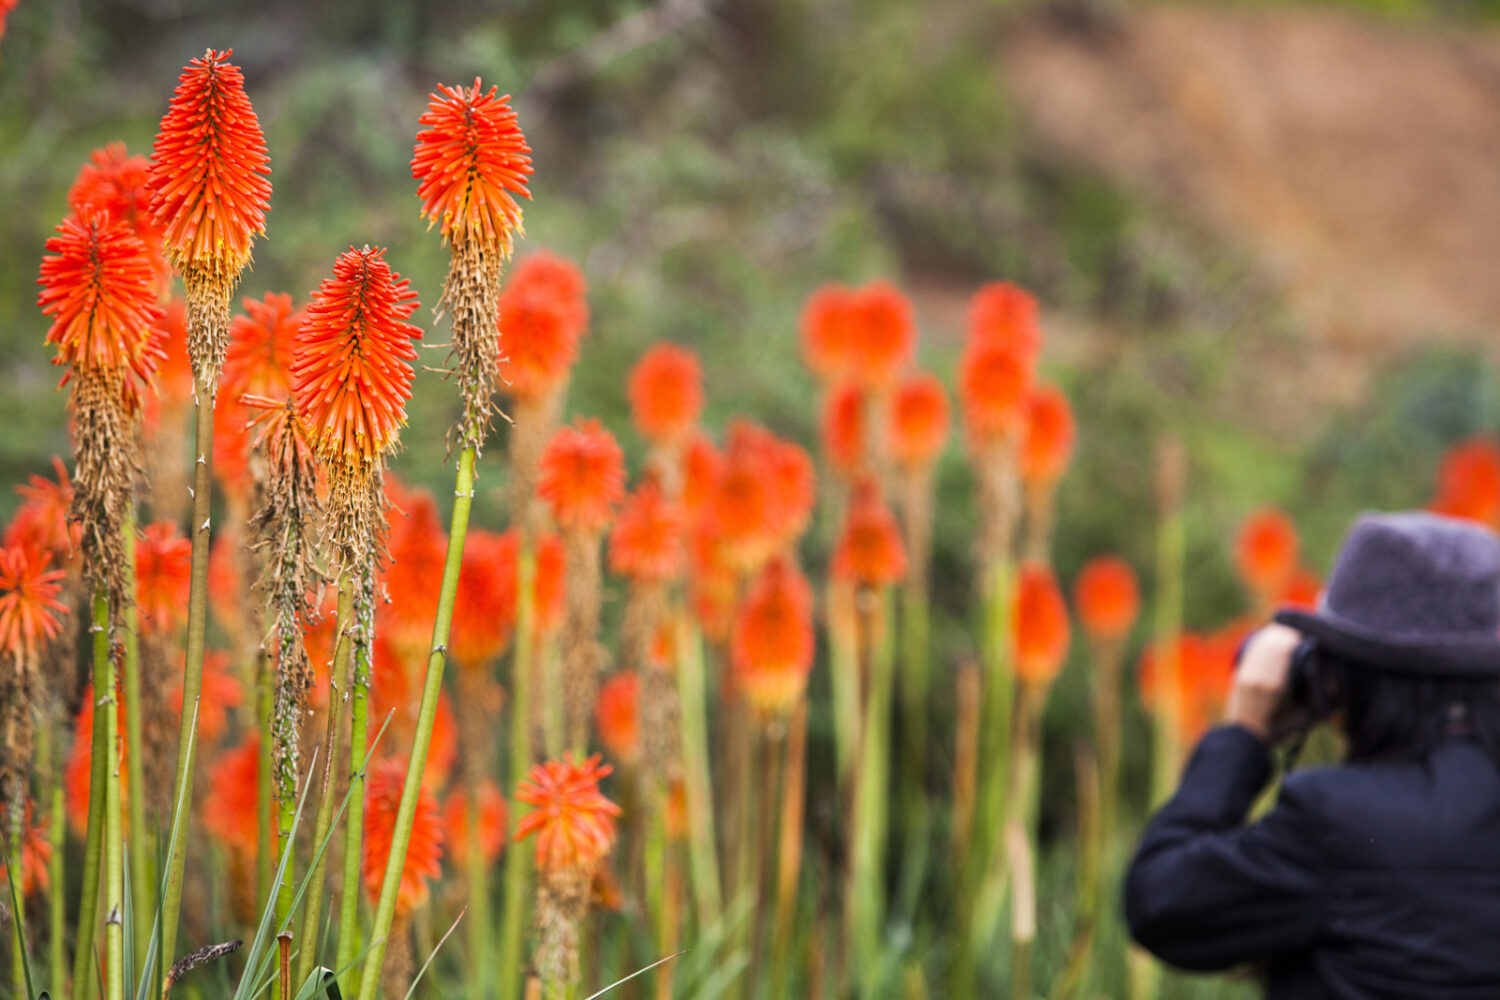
[516,753,620,873]
[0,545,67,666]
[538,418,626,537]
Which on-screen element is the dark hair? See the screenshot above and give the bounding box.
[1331,656,1500,764]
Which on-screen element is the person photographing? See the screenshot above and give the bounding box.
[1125,511,1500,998]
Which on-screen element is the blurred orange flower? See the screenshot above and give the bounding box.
[171,650,241,746]
[497,252,589,401]
[443,779,508,869]
[0,544,67,664]
[843,281,915,391]
[148,49,271,277]
[0,801,52,898]
[831,479,907,587]
[223,292,302,405]
[5,457,79,561]
[681,433,722,514]
[363,755,444,915]
[203,734,261,854]
[1074,555,1140,641]
[412,78,532,252]
[449,529,518,668]
[1012,563,1070,687]
[1278,568,1322,610]
[732,556,815,718]
[148,298,194,413]
[628,344,704,446]
[1019,383,1076,485]
[516,752,621,873]
[822,383,866,478]
[1430,436,1500,528]
[967,281,1042,363]
[382,483,449,652]
[533,533,568,636]
[888,372,949,469]
[800,284,855,381]
[1139,632,1237,744]
[609,477,686,583]
[1234,508,1299,597]
[959,339,1032,444]
[135,521,191,635]
[538,418,626,536]
[64,685,128,835]
[595,670,641,763]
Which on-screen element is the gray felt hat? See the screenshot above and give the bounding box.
[1274,511,1500,677]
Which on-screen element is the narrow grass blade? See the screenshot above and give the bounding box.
[401,906,465,1000]
[582,950,686,1000]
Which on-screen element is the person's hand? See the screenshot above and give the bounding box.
[1225,623,1303,743]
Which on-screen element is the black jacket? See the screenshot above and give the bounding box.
[1125,725,1500,999]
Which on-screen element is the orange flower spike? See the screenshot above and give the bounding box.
[608,477,686,584]
[537,418,626,536]
[5,457,79,562]
[150,298,194,411]
[0,545,68,664]
[731,556,816,718]
[845,281,916,391]
[1074,555,1140,641]
[888,372,950,469]
[595,670,641,763]
[148,49,271,283]
[767,438,815,546]
[363,756,444,915]
[496,252,589,402]
[412,79,532,252]
[680,433,722,515]
[443,780,508,869]
[38,211,163,388]
[800,284,856,381]
[516,753,621,873]
[822,383,867,478]
[1019,383,1076,485]
[1278,568,1322,610]
[202,735,262,854]
[224,292,302,405]
[171,651,241,746]
[449,529,518,668]
[1012,562,1070,687]
[532,533,568,635]
[382,485,450,650]
[628,343,704,446]
[292,247,422,478]
[959,338,1033,444]
[68,143,167,290]
[1234,507,1299,596]
[135,521,192,635]
[968,281,1043,363]
[832,478,907,586]
[1430,437,1500,527]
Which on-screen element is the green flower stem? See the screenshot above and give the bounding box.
[257,651,275,913]
[104,598,124,1000]
[1151,506,1186,807]
[357,445,477,1000]
[294,579,356,986]
[72,590,111,1000]
[829,595,860,795]
[674,612,721,926]
[43,723,66,995]
[467,787,494,1000]
[846,587,894,989]
[1005,682,1045,1000]
[497,540,536,1000]
[121,517,151,976]
[9,826,27,998]
[158,375,217,973]
[335,570,374,981]
[771,700,807,995]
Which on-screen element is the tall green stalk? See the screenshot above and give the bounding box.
[335,569,375,979]
[294,580,356,986]
[158,375,216,972]
[498,540,536,1000]
[257,652,274,912]
[1005,683,1045,1000]
[674,613,722,926]
[9,825,27,998]
[121,518,151,975]
[72,591,111,1000]
[829,596,861,795]
[357,445,476,1000]
[104,597,124,1000]
[847,588,895,989]
[43,723,65,995]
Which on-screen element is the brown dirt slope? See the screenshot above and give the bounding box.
[1001,3,1500,361]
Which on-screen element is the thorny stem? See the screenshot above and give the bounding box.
[158,374,216,975]
[122,515,152,976]
[498,541,536,1000]
[357,445,477,1000]
[72,591,111,1000]
[335,567,375,980]
[294,580,356,986]
[104,593,124,1000]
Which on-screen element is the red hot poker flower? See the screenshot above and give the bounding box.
[1234,508,1299,597]
[363,756,445,915]
[608,477,686,584]
[800,284,856,381]
[449,529,519,669]
[831,478,907,587]
[1430,437,1500,528]
[5,457,79,560]
[628,344,704,446]
[412,79,533,252]
[888,372,949,469]
[203,734,261,854]
[595,670,641,763]
[538,418,626,536]
[38,211,163,391]
[149,298,194,413]
[292,247,422,477]
[732,556,815,718]
[968,281,1042,363]
[516,753,621,872]
[1074,555,1140,641]
[224,292,302,405]
[496,252,589,401]
[68,142,167,289]
[0,545,68,665]
[959,338,1032,445]
[844,281,915,391]
[148,49,271,279]
[1019,383,1076,485]
[1012,562,1070,687]
[822,383,867,478]
[135,521,192,635]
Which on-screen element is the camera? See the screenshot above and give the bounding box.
[1287,636,1335,719]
